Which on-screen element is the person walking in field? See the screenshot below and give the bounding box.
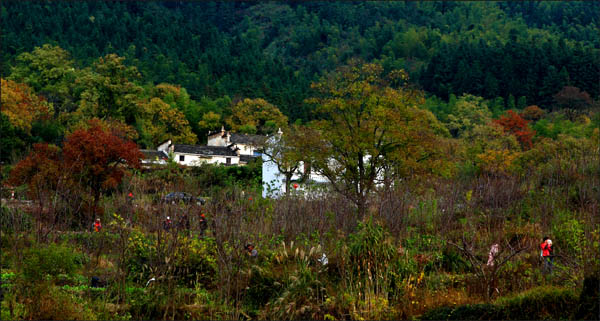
[93,218,102,232]
[163,216,172,231]
[198,213,208,237]
[540,236,553,274]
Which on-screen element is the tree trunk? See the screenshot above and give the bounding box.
[284,173,292,197]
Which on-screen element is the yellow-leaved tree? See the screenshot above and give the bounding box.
[138,97,197,146]
[226,98,288,135]
[1,79,53,133]
[303,61,449,216]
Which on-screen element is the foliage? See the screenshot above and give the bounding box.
[62,119,142,215]
[421,286,579,320]
[8,44,78,114]
[445,94,492,138]
[520,105,545,122]
[553,86,592,110]
[137,97,197,146]
[494,110,535,150]
[21,243,83,281]
[305,62,447,215]
[7,142,65,200]
[0,78,53,133]
[2,2,598,120]
[226,98,288,135]
[75,54,142,124]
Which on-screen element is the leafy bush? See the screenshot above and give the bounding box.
[574,273,600,320]
[23,282,94,320]
[21,243,84,281]
[127,286,166,320]
[421,286,579,320]
[174,236,218,287]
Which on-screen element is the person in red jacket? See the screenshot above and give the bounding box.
[93,218,102,232]
[540,236,553,274]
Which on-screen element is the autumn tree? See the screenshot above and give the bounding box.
[520,105,545,121]
[62,119,143,218]
[8,143,69,237]
[304,62,448,216]
[493,110,535,150]
[8,44,78,113]
[1,79,53,133]
[8,143,63,202]
[553,86,592,111]
[137,97,197,146]
[226,98,288,135]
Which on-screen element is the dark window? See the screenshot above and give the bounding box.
[226,157,231,165]
[179,155,185,162]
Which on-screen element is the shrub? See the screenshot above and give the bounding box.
[23,282,94,320]
[499,286,578,319]
[574,273,600,320]
[174,237,218,288]
[127,286,166,320]
[21,243,83,281]
[421,286,578,320]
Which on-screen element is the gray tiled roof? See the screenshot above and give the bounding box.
[173,144,238,157]
[230,133,266,145]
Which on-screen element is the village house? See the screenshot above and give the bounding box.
[207,126,266,165]
[154,128,267,167]
[157,140,240,166]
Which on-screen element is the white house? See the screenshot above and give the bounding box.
[157,139,240,166]
[207,127,266,164]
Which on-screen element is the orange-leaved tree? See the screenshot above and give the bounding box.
[8,143,64,202]
[62,119,143,218]
[493,110,535,150]
[8,143,70,236]
[1,78,53,133]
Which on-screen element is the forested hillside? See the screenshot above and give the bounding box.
[2,1,599,121]
[1,2,599,320]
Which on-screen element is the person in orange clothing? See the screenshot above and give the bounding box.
[93,218,102,232]
[199,213,208,237]
[540,236,553,274]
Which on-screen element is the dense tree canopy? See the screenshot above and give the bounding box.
[304,62,448,215]
[1,1,598,122]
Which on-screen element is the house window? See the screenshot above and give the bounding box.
[226,157,231,165]
[179,155,185,162]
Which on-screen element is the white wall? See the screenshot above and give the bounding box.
[236,143,257,156]
[262,153,286,198]
[174,152,239,166]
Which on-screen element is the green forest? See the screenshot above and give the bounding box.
[1,1,599,320]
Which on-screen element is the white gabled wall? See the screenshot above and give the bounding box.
[174,153,239,166]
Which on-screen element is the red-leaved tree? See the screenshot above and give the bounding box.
[493,110,535,150]
[8,143,69,238]
[62,119,142,218]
